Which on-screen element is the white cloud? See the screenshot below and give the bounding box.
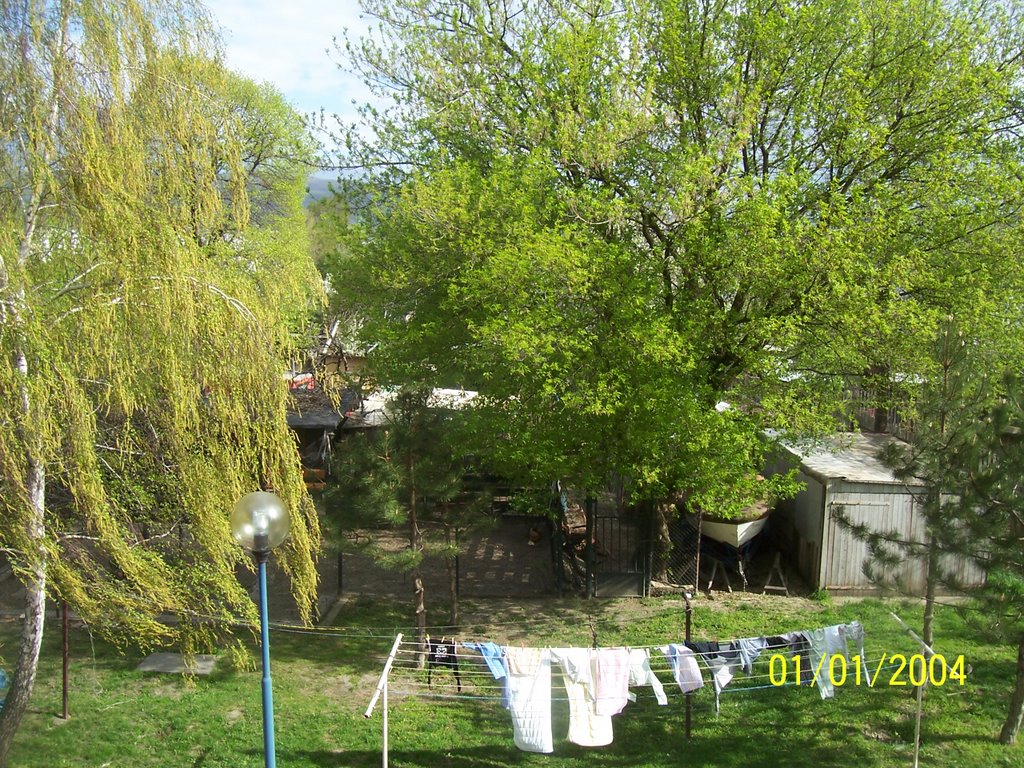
[204,0,375,120]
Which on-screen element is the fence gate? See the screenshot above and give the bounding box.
[647,509,700,592]
[592,509,649,596]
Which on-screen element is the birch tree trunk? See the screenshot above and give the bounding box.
[0,502,46,768]
[0,115,50,765]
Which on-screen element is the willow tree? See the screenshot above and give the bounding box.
[331,0,1024,508]
[0,1,323,762]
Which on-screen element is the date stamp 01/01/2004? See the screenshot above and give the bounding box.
[767,653,968,688]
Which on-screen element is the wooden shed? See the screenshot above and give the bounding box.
[772,432,983,594]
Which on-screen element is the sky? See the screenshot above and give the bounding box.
[204,0,373,123]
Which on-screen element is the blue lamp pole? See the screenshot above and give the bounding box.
[231,492,290,768]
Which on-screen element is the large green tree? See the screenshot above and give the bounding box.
[0,1,323,762]
[331,0,1024,503]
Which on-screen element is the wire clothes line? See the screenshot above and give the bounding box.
[384,663,909,704]
[385,657,903,686]
[376,629,909,704]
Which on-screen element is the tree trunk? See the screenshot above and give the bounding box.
[408,452,426,669]
[922,539,938,648]
[999,641,1024,744]
[0,563,46,768]
[445,524,458,627]
[0,447,47,768]
[0,257,48,767]
[413,573,426,670]
[652,501,673,582]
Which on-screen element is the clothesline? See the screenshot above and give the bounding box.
[386,654,899,683]
[368,620,873,754]
[388,663,908,703]
[392,636,823,658]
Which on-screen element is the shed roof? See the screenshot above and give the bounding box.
[783,432,922,486]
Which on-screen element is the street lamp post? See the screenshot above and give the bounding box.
[230,491,290,768]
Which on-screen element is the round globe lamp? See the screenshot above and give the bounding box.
[230,491,290,768]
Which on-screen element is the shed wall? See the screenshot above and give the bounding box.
[773,472,825,589]
[824,483,921,592]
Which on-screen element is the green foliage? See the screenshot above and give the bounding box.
[330,0,1024,509]
[0,0,323,650]
[852,322,1024,741]
[325,389,491,565]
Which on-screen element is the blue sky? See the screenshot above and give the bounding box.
[205,0,372,121]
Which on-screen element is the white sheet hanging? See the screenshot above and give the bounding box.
[505,647,554,753]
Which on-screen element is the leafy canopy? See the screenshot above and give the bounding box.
[0,0,324,648]
[331,0,1024,508]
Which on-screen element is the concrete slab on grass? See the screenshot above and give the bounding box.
[137,653,217,676]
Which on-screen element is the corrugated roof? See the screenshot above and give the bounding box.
[783,432,923,486]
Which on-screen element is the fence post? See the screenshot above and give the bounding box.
[683,592,693,739]
[585,495,596,599]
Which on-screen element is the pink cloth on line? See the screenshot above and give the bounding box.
[594,647,631,716]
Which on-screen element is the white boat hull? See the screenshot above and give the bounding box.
[688,509,770,549]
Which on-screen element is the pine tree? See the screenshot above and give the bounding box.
[325,388,490,654]
[849,325,1024,743]
[939,373,1024,743]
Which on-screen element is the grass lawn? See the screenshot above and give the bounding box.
[1,593,1020,767]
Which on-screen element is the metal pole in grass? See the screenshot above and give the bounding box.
[382,677,389,768]
[683,591,693,739]
[230,492,291,768]
[890,611,947,768]
[366,634,405,768]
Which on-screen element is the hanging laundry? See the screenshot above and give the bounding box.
[823,625,848,661]
[461,641,507,681]
[731,637,769,676]
[844,621,866,662]
[550,648,613,747]
[426,637,461,692]
[505,647,554,753]
[804,628,834,699]
[594,647,631,716]
[685,640,736,715]
[809,623,865,699]
[686,641,738,692]
[660,644,704,694]
[627,648,668,705]
[462,641,509,707]
[771,632,813,685]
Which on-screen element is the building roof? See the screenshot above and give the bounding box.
[782,432,923,486]
[286,379,360,430]
[339,387,478,429]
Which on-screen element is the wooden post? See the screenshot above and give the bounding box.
[62,601,69,720]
